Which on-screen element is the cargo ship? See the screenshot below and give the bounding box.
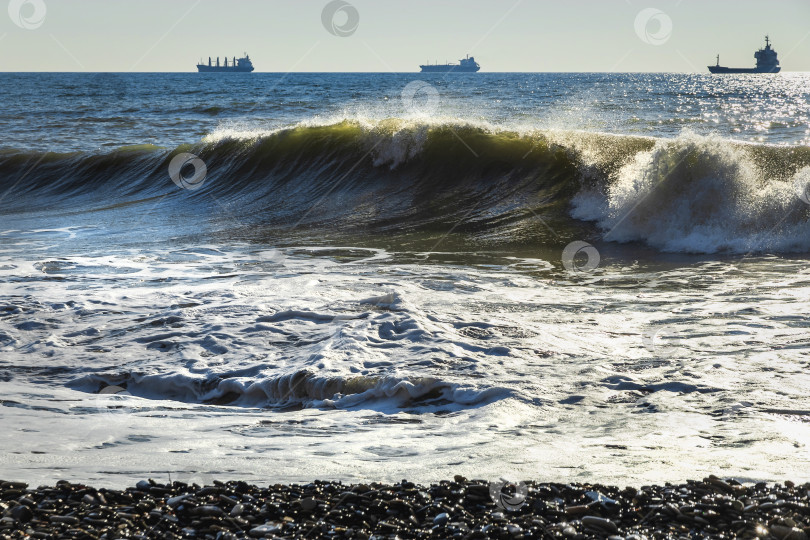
[708,36,780,74]
[197,53,254,73]
[419,55,480,73]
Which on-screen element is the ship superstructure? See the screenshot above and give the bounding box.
[419,55,480,73]
[197,53,254,73]
[708,36,780,74]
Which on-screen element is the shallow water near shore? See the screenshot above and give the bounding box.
[1,72,810,488]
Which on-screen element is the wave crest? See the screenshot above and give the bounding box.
[572,132,810,253]
[70,370,509,410]
[3,119,810,254]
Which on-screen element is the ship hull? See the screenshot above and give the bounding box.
[196,65,254,73]
[419,65,480,73]
[708,66,780,74]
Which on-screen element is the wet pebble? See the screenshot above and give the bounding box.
[0,476,807,539]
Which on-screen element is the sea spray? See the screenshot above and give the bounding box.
[2,121,810,254]
[571,131,810,253]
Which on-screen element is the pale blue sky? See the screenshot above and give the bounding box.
[1,0,808,72]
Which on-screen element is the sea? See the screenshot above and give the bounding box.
[1,72,809,488]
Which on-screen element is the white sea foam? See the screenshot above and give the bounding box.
[572,131,810,253]
[2,240,810,487]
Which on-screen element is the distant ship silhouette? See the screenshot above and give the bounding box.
[708,36,780,74]
[420,55,480,73]
[197,53,254,73]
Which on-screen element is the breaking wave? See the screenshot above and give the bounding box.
[2,118,809,254]
[70,370,509,411]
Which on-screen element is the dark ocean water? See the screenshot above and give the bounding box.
[2,72,810,152]
[1,72,809,487]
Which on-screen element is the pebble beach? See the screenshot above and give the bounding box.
[3,8,810,540]
[2,476,809,539]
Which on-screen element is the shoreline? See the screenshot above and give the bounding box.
[1,476,808,539]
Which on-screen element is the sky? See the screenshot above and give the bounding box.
[1,0,809,72]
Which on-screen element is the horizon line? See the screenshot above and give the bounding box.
[3,70,809,74]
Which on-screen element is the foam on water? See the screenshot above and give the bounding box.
[3,73,810,487]
[2,238,810,486]
[571,131,810,253]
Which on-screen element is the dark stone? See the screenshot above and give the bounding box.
[1,476,808,539]
[11,504,33,522]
